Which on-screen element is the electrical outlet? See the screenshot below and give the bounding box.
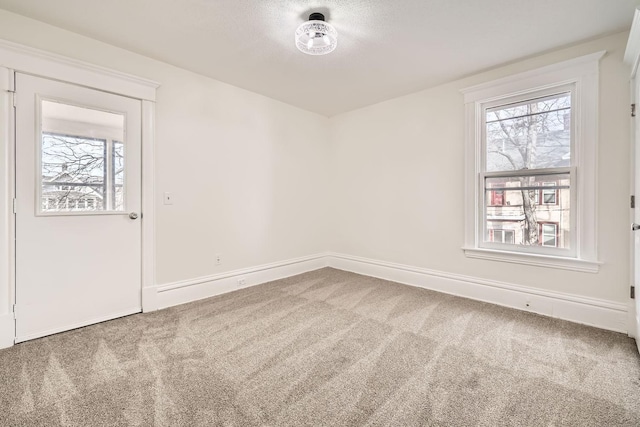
[163,192,173,205]
[237,278,247,287]
[215,254,222,265]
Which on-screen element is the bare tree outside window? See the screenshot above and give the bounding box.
[41,133,125,212]
[484,93,571,248]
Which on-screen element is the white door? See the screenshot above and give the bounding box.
[14,73,142,342]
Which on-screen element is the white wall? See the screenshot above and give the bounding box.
[0,8,632,329]
[0,9,331,291]
[329,32,631,304]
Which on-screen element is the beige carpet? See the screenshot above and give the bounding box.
[1,267,639,426]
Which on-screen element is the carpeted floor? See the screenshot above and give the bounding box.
[1,267,639,426]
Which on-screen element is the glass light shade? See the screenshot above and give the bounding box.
[295,19,337,55]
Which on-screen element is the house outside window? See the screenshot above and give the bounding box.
[540,182,558,205]
[539,223,558,247]
[489,186,505,206]
[488,229,515,244]
[462,52,602,272]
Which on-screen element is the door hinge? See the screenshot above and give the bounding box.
[633,103,636,117]
[632,195,635,209]
[12,304,17,319]
[632,286,636,299]
[11,91,16,108]
[12,198,16,214]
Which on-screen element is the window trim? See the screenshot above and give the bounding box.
[461,51,604,273]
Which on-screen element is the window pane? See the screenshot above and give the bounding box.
[489,229,516,244]
[40,100,125,213]
[41,133,106,212]
[504,230,515,243]
[484,173,570,249]
[543,191,556,204]
[542,228,557,247]
[486,93,571,172]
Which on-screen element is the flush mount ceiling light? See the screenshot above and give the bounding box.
[295,12,337,55]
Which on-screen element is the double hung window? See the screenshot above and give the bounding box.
[462,52,602,272]
[482,88,574,257]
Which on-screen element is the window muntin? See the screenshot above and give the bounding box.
[480,87,575,256]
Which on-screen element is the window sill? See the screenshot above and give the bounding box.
[462,247,601,273]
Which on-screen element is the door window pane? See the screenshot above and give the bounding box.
[40,100,125,213]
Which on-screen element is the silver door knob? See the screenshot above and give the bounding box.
[633,223,640,231]
[129,212,139,220]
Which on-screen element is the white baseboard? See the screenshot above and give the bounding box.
[141,251,629,334]
[0,313,13,349]
[327,253,628,333]
[151,253,330,310]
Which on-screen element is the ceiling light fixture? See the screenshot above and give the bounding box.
[295,13,337,55]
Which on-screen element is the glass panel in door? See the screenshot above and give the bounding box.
[39,100,126,213]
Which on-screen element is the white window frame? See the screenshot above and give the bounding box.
[461,52,604,273]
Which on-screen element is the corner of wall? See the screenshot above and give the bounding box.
[154,253,330,310]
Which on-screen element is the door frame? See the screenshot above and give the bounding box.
[628,74,638,341]
[0,39,160,349]
[625,8,640,343]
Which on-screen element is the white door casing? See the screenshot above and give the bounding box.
[14,73,142,342]
[0,40,157,349]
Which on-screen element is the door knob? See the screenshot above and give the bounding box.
[633,223,640,231]
[129,212,139,220]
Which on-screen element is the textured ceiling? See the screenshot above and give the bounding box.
[0,0,638,116]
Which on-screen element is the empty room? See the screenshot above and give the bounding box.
[1,0,640,425]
